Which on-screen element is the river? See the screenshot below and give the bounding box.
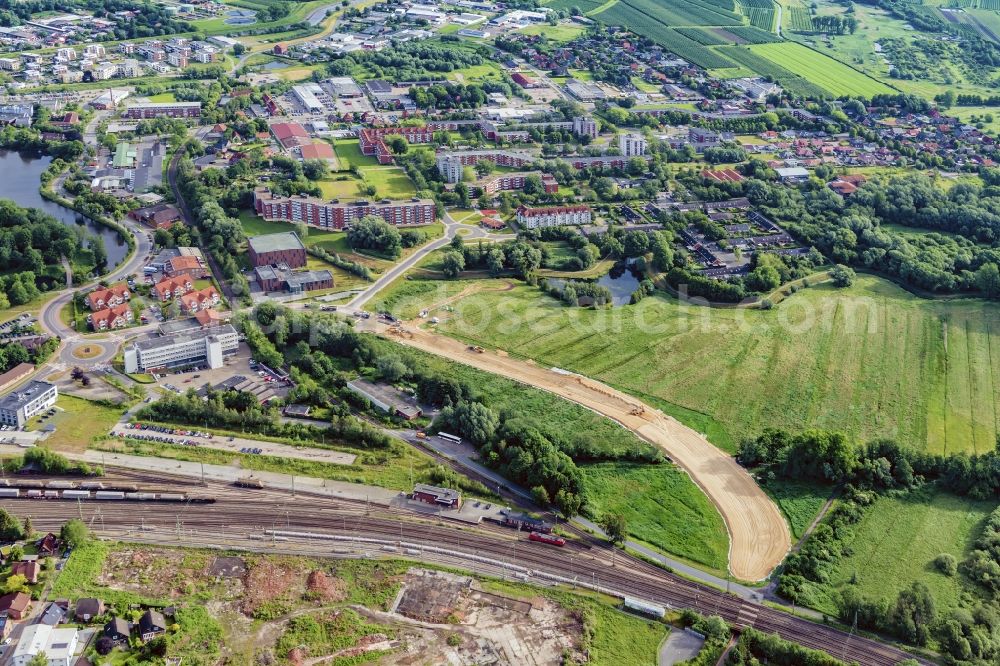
[0,149,129,267]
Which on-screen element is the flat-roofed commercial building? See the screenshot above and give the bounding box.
[123,325,239,373]
[0,380,57,428]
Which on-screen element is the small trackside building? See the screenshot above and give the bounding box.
[412,483,462,509]
[515,204,592,229]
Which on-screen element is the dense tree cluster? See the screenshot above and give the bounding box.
[346,216,402,259]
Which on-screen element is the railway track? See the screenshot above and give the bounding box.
[5,488,928,666]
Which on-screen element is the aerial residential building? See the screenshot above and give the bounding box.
[178,286,220,314]
[478,172,558,195]
[123,102,201,118]
[253,189,436,231]
[152,276,194,302]
[11,625,78,666]
[247,231,307,269]
[0,381,58,428]
[435,150,534,183]
[572,115,598,139]
[123,324,239,373]
[359,126,434,164]
[88,303,133,331]
[516,204,592,229]
[86,283,130,311]
[619,133,648,157]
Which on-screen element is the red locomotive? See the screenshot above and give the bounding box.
[528,531,565,547]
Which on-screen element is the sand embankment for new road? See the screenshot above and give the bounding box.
[378,322,790,581]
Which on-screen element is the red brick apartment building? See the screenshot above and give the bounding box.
[359,126,435,164]
[253,188,436,231]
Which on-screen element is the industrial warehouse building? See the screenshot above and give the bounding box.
[0,380,57,428]
[123,325,239,373]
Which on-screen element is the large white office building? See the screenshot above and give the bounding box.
[123,325,239,373]
[0,380,57,428]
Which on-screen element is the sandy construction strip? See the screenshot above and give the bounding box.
[374,321,790,581]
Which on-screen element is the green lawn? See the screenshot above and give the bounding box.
[148,92,177,102]
[761,479,830,539]
[389,275,1000,457]
[518,23,586,41]
[26,394,126,452]
[581,462,729,572]
[361,166,418,199]
[810,486,998,615]
[318,175,363,200]
[334,138,379,169]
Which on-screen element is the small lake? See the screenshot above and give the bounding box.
[547,262,644,307]
[0,149,129,267]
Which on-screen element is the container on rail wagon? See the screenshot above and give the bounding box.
[24,489,42,498]
[43,490,60,499]
[0,488,19,498]
[126,492,156,501]
[17,480,44,489]
[62,490,91,499]
[157,493,186,502]
[622,597,666,619]
[80,482,105,490]
[46,480,76,490]
[94,491,126,500]
[234,477,264,489]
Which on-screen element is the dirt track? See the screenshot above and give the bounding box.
[373,321,790,581]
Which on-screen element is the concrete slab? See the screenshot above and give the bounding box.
[659,629,705,666]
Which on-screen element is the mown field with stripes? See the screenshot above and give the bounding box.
[415,276,1000,456]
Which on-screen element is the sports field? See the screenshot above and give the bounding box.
[748,42,893,96]
[389,275,1000,456]
[810,486,998,615]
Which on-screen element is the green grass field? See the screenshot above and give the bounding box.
[762,479,830,539]
[388,276,1000,457]
[334,138,379,169]
[748,42,893,97]
[27,395,126,452]
[361,167,418,199]
[810,486,998,615]
[581,462,729,571]
[518,23,587,41]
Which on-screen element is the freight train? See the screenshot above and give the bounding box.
[0,479,141,492]
[0,487,213,503]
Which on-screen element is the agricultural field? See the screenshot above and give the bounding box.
[748,42,894,96]
[543,0,608,11]
[719,46,828,97]
[580,462,729,572]
[738,0,777,30]
[809,486,998,615]
[404,275,1000,458]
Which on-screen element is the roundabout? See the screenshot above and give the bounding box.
[71,343,104,360]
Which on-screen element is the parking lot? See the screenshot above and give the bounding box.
[151,343,293,403]
[111,423,358,466]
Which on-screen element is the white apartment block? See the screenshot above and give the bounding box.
[124,325,239,373]
[515,205,592,229]
[572,115,598,139]
[619,132,647,157]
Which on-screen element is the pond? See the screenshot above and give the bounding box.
[547,262,644,307]
[0,150,129,266]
